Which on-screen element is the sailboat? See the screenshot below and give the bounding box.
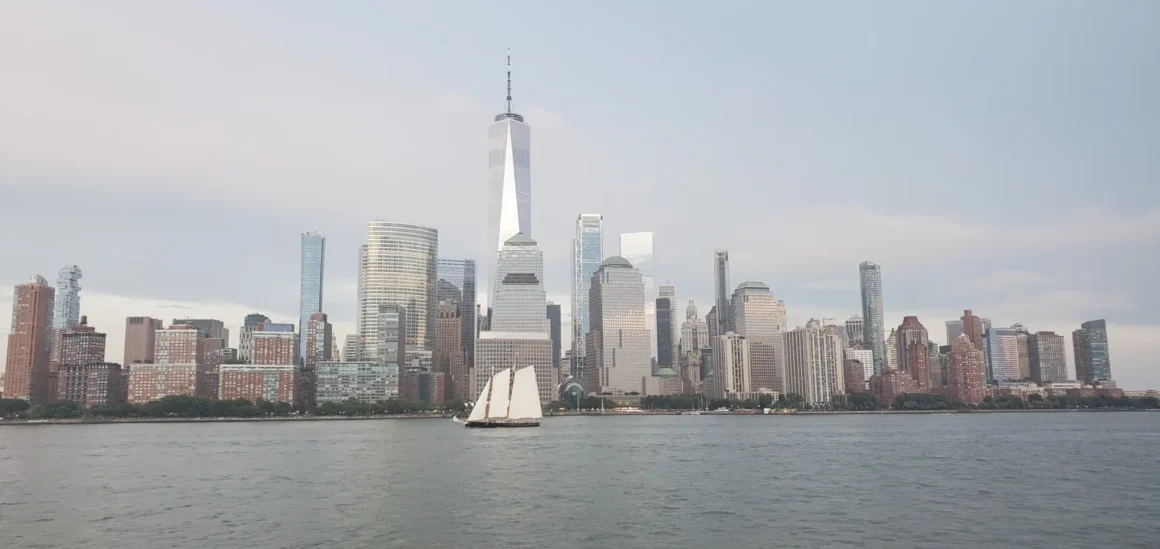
[464,366,542,428]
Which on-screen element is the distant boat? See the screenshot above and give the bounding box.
[464,366,542,428]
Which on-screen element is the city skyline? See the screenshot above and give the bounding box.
[1,2,1157,389]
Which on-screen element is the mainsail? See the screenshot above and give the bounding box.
[467,377,491,422]
[507,366,543,420]
[486,368,512,419]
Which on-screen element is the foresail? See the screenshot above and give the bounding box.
[507,366,543,420]
[486,368,512,419]
[467,377,491,422]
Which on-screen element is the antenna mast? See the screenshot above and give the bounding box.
[505,46,513,114]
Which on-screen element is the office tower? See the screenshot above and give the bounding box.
[714,250,731,333]
[358,221,438,358]
[948,334,986,405]
[237,314,269,363]
[960,310,985,351]
[1028,331,1068,383]
[342,334,361,362]
[4,276,55,402]
[219,363,297,404]
[435,302,470,401]
[437,258,477,365]
[706,307,719,351]
[714,332,751,399]
[784,319,844,406]
[547,302,561,373]
[925,341,945,390]
[252,330,297,366]
[585,256,652,395]
[983,326,1020,383]
[1013,324,1031,380]
[299,232,325,362]
[730,281,787,393]
[59,317,105,367]
[656,297,674,372]
[129,325,205,403]
[491,234,550,333]
[896,316,930,391]
[476,234,554,403]
[315,361,400,403]
[376,305,407,370]
[946,317,994,346]
[123,316,163,365]
[858,261,886,375]
[658,285,678,368]
[1074,319,1112,382]
[679,299,710,357]
[845,315,864,346]
[171,318,229,348]
[487,50,532,258]
[304,313,332,371]
[619,232,656,357]
[845,347,874,390]
[883,328,898,372]
[571,213,603,377]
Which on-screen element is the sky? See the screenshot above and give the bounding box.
[1,1,1157,388]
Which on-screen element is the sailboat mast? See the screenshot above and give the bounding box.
[483,370,495,418]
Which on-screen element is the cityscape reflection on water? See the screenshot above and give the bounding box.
[1,413,1158,549]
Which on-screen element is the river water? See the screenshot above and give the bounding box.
[1,413,1158,548]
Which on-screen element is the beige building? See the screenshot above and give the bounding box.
[714,332,751,399]
[730,281,787,393]
[784,319,844,406]
[123,316,163,365]
[475,332,554,405]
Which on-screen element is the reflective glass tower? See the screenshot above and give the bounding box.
[299,232,325,362]
[859,261,886,375]
[436,259,477,364]
[571,213,603,376]
[358,222,437,358]
[619,232,656,358]
[488,50,532,282]
[53,265,82,331]
[714,250,731,334]
[491,234,549,333]
[585,257,651,395]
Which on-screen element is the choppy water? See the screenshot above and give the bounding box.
[1,413,1158,548]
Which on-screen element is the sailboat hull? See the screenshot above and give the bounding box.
[464,419,540,428]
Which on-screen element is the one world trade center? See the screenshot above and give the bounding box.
[487,50,532,280]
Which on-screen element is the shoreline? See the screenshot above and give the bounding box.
[1,407,1154,426]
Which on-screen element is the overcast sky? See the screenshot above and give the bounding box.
[2,1,1157,388]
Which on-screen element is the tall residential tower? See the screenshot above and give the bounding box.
[571,214,603,378]
[858,262,885,375]
[299,232,325,362]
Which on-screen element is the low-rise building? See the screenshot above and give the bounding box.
[219,364,297,404]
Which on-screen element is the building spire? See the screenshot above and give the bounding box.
[506,46,513,114]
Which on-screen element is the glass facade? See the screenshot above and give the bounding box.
[984,327,1021,382]
[436,258,477,364]
[585,257,651,395]
[299,232,325,362]
[571,214,603,376]
[491,234,549,333]
[487,112,532,255]
[358,222,437,358]
[714,250,730,334]
[1080,319,1112,381]
[475,333,555,405]
[620,232,656,358]
[859,261,885,375]
[53,265,82,330]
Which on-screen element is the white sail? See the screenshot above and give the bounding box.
[486,368,512,419]
[507,366,543,420]
[467,377,491,422]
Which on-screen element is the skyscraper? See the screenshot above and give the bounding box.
[1013,324,1031,380]
[858,261,885,375]
[883,328,898,372]
[59,317,106,367]
[477,234,555,403]
[547,302,561,373]
[487,50,532,264]
[585,257,651,395]
[571,213,603,377]
[4,276,55,402]
[434,301,470,401]
[491,234,550,333]
[658,285,678,370]
[844,315,864,346]
[983,326,1021,383]
[436,259,477,365]
[656,297,674,371]
[1028,331,1068,383]
[784,319,844,406]
[960,310,985,351]
[714,250,731,334]
[1074,319,1112,382]
[52,265,82,331]
[896,316,930,391]
[123,316,163,365]
[358,221,438,358]
[730,281,787,393]
[679,299,709,358]
[948,334,986,405]
[620,232,656,357]
[845,346,874,389]
[714,332,751,399]
[299,231,325,363]
[303,313,332,371]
